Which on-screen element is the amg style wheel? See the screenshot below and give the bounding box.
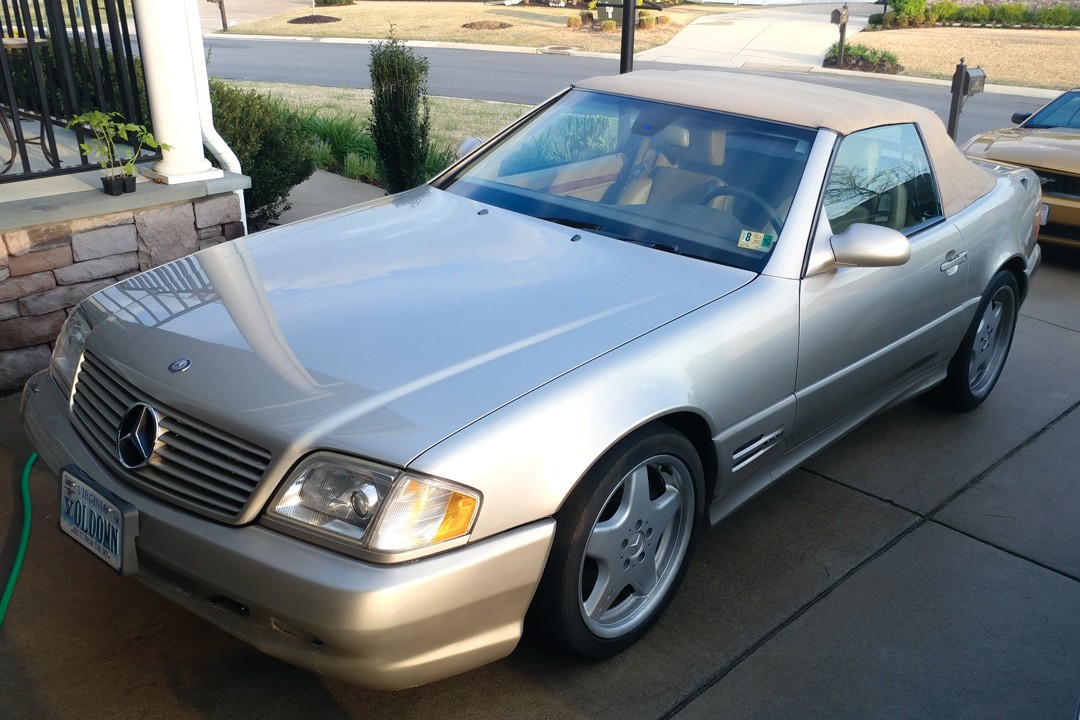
[532,424,702,658]
[939,270,1019,411]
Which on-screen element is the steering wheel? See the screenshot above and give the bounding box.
[700,185,784,231]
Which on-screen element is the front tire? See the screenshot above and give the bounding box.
[531,424,702,658]
[938,270,1019,411]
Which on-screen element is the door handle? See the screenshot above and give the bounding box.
[940,250,968,273]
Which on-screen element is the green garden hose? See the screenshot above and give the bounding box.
[0,452,37,630]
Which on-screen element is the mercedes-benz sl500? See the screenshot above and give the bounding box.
[22,70,1042,689]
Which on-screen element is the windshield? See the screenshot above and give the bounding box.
[1023,90,1080,129]
[436,89,817,273]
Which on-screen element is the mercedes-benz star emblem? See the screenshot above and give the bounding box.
[168,358,192,373]
[116,403,160,469]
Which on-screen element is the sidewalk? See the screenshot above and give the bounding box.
[637,3,876,68]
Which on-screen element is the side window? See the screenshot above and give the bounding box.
[824,124,943,234]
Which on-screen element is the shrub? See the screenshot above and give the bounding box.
[881,11,897,26]
[992,3,1028,25]
[369,32,431,194]
[310,138,335,170]
[208,79,316,227]
[342,151,379,183]
[959,4,990,23]
[1034,3,1071,26]
[298,113,376,171]
[600,19,616,32]
[579,9,593,23]
[637,11,655,29]
[567,15,582,29]
[316,0,353,5]
[869,12,884,25]
[891,0,926,21]
[655,14,670,25]
[424,143,458,181]
[826,42,899,66]
[932,1,960,22]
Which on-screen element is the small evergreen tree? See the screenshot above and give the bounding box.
[369,31,431,194]
[891,0,926,21]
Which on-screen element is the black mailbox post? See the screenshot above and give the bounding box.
[947,58,987,139]
[831,4,849,68]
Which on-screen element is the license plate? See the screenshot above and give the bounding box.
[1039,203,1049,225]
[59,468,138,575]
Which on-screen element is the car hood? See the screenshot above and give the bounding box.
[963,126,1080,175]
[84,187,752,466]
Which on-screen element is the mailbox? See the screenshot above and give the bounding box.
[962,67,986,96]
[947,59,987,139]
[831,7,848,24]
[951,65,986,97]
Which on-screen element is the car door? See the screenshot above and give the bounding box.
[794,123,970,444]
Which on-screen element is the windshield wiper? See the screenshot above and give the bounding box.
[541,216,603,232]
[621,237,681,254]
[540,216,671,248]
[540,216,690,256]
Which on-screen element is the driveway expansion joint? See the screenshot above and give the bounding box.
[925,398,1080,519]
[654,513,924,720]
[928,517,1080,585]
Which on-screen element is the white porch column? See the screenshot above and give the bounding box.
[132,0,223,183]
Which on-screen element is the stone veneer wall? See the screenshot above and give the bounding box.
[0,193,244,392]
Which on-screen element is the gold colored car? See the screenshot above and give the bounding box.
[962,88,1080,248]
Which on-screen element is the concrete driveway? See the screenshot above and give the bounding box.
[2,243,1078,719]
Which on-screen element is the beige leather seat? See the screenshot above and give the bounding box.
[618,124,726,207]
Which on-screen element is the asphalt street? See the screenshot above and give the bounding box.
[202,36,1051,143]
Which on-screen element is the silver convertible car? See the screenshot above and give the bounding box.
[22,70,1041,689]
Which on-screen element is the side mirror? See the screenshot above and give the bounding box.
[1011,111,1032,125]
[456,137,484,160]
[830,223,911,268]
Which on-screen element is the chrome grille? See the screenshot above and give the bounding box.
[1035,169,1080,199]
[71,352,272,520]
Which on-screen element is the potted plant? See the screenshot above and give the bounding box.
[67,111,170,195]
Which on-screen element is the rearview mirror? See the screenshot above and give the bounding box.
[1011,111,1032,125]
[830,223,911,268]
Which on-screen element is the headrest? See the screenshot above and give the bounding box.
[654,123,690,149]
[701,129,726,165]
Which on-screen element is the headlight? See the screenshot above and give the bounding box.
[51,306,92,392]
[268,453,480,557]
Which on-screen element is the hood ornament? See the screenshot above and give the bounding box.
[168,358,192,373]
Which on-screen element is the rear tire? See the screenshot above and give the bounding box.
[531,424,702,658]
[938,270,1019,411]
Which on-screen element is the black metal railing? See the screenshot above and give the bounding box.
[0,0,149,183]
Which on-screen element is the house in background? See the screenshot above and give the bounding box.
[0,0,249,392]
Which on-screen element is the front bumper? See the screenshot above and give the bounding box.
[22,370,555,689]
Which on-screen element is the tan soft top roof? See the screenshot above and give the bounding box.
[575,70,994,216]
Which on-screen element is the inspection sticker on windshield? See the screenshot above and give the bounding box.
[738,230,774,252]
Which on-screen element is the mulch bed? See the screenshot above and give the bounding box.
[288,15,343,24]
[462,21,513,30]
[822,56,904,74]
